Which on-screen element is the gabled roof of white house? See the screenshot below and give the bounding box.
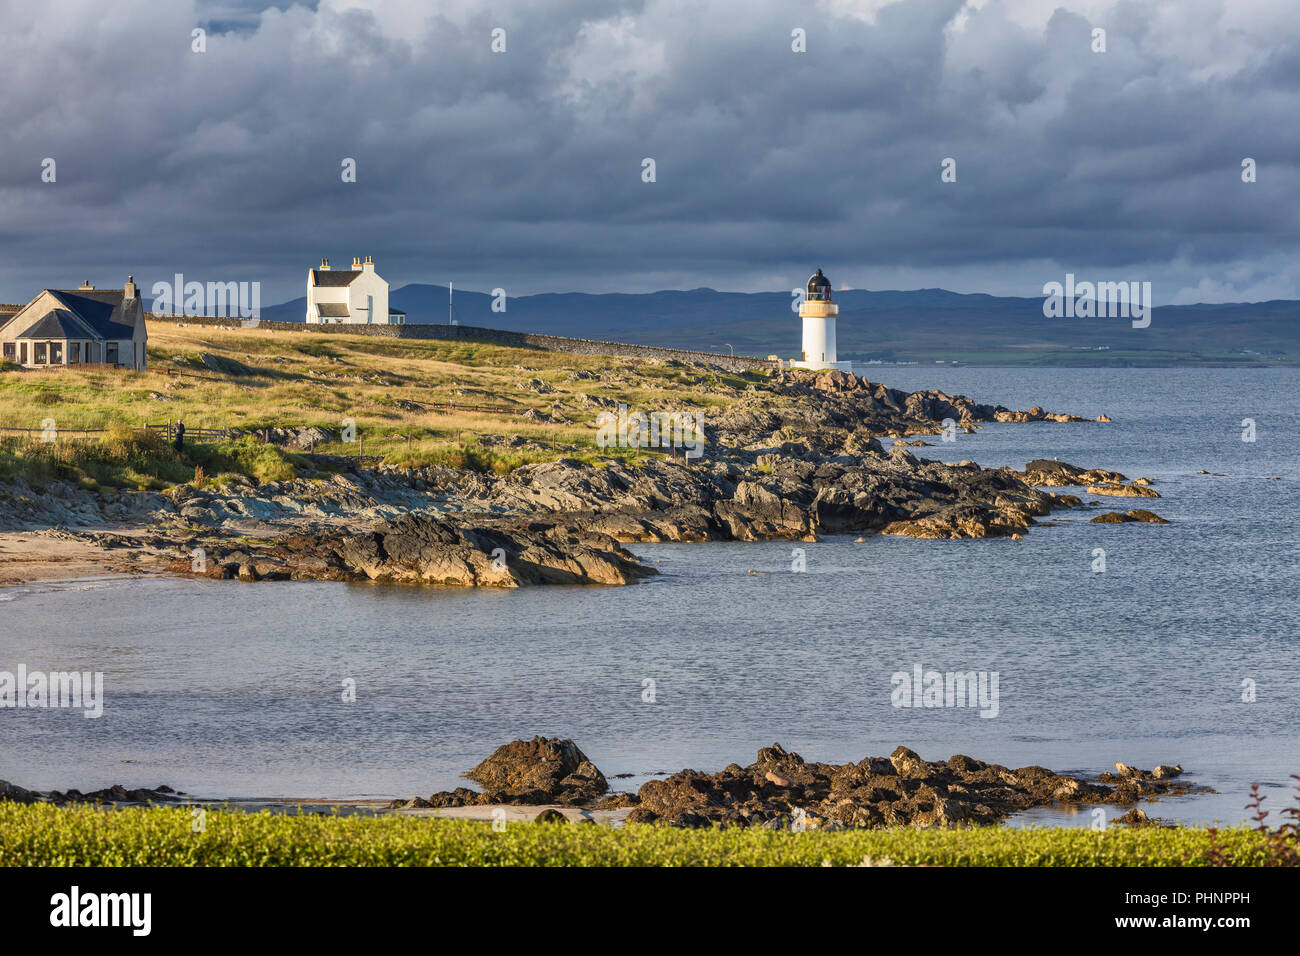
[311,270,362,287]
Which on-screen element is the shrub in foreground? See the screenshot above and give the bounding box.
[0,804,1287,867]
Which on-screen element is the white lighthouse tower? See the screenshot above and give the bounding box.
[792,268,852,371]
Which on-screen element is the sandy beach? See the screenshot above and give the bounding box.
[0,530,176,587]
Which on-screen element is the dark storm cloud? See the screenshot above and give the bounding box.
[1,0,1298,306]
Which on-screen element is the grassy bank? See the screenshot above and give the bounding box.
[0,323,754,488]
[0,426,307,491]
[0,803,1282,866]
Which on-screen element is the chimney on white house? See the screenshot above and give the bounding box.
[124,275,137,298]
[351,257,362,270]
[362,255,375,273]
[78,280,95,290]
[320,258,330,270]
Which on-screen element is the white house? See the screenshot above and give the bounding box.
[305,256,406,324]
[0,277,148,370]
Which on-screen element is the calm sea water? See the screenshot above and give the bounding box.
[2,368,1297,827]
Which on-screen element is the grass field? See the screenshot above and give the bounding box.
[0,803,1286,867]
[0,322,761,488]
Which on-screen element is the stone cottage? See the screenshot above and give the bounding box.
[0,277,148,370]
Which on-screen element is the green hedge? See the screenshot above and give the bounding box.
[0,803,1281,867]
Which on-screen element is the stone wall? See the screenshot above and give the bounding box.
[146,314,775,373]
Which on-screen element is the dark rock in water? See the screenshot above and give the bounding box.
[463,736,608,806]
[56,784,182,805]
[1014,460,1127,487]
[880,503,1038,539]
[1091,511,1134,523]
[1098,762,1183,784]
[1087,482,1161,499]
[1090,509,1169,524]
[0,781,182,806]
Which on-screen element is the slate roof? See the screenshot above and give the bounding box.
[15,309,97,339]
[1,289,139,341]
[316,302,352,317]
[311,269,361,287]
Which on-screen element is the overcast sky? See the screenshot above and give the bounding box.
[2,0,1298,307]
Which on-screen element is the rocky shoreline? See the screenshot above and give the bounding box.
[0,369,1164,588]
[388,737,1205,830]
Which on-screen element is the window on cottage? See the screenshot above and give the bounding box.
[51,342,63,363]
[70,342,81,363]
[2,343,13,361]
[19,342,28,364]
[34,342,48,364]
[106,342,119,365]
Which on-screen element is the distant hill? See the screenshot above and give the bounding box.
[252,284,1299,366]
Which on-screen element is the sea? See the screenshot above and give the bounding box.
[2,367,1296,827]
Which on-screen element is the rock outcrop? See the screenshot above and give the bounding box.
[1014,460,1128,487]
[1090,509,1169,524]
[2,369,1161,585]
[400,737,611,808]
[1087,482,1161,498]
[388,739,1204,830]
[619,744,1200,829]
[160,514,655,587]
[464,736,609,805]
[0,780,182,805]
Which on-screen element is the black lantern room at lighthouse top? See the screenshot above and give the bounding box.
[806,269,832,302]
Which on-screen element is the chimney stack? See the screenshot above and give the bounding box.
[78,280,95,290]
[352,257,362,270]
[362,255,375,272]
[320,258,330,270]
[124,275,137,298]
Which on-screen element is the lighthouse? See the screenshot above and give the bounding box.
[792,268,852,371]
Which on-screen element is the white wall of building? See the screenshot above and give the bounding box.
[307,260,395,324]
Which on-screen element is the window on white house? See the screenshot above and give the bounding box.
[34,342,47,364]
[51,342,63,363]
[70,342,81,363]
[106,343,119,365]
[2,343,13,361]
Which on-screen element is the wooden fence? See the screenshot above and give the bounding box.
[0,424,229,441]
[146,422,230,442]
